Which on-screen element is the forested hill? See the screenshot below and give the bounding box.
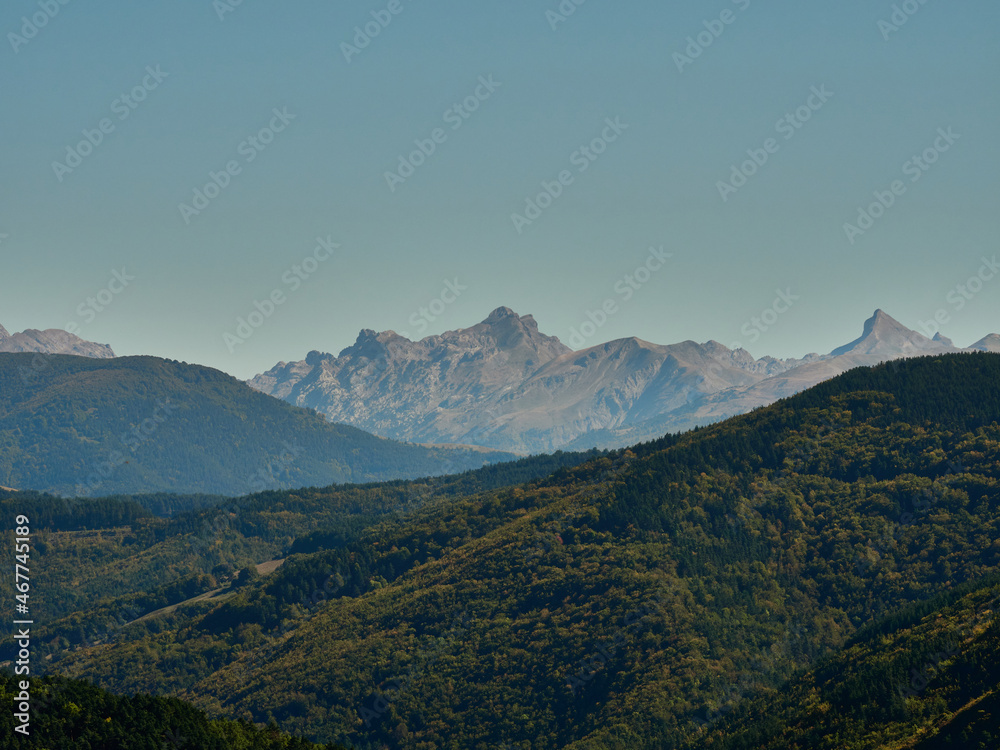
[0,672,347,749]
[24,353,1000,748]
[699,573,1000,749]
[0,353,517,497]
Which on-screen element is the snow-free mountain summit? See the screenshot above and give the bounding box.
[250,308,998,453]
[0,322,115,358]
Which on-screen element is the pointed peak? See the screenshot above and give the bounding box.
[339,328,407,358]
[830,309,938,357]
[932,332,954,347]
[483,306,518,323]
[701,340,730,351]
[476,307,541,334]
[0,323,8,341]
[865,308,902,331]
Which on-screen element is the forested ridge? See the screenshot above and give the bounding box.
[0,353,518,497]
[7,354,1000,748]
[0,671,347,749]
[698,573,1000,749]
[0,449,600,626]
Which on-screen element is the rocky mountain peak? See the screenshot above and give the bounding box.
[829,309,941,357]
[304,350,329,367]
[484,306,518,323]
[475,307,543,337]
[0,326,115,358]
[249,306,999,454]
[337,328,410,360]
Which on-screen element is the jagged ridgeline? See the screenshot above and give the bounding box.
[0,353,518,496]
[249,307,1000,454]
[14,353,1000,748]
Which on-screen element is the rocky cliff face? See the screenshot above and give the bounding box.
[0,325,116,358]
[249,308,998,453]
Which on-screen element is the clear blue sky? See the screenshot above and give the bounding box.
[2,0,998,378]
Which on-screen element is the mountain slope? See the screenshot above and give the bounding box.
[1,672,345,749]
[699,574,1000,750]
[0,449,600,626]
[250,307,574,452]
[246,309,796,453]
[971,333,1000,353]
[559,310,971,450]
[45,353,1000,748]
[0,323,115,357]
[251,308,997,453]
[0,353,516,497]
[829,308,947,357]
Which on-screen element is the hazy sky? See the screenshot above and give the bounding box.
[2,0,998,378]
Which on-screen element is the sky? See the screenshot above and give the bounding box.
[1,0,998,379]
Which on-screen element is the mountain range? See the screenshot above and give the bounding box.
[250,307,1000,453]
[0,322,115,358]
[20,353,1000,749]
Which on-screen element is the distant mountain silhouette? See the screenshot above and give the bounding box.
[0,322,115,358]
[251,308,999,452]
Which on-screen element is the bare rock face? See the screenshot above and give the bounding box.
[0,325,116,358]
[830,309,949,357]
[250,308,573,452]
[250,308,999,453]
